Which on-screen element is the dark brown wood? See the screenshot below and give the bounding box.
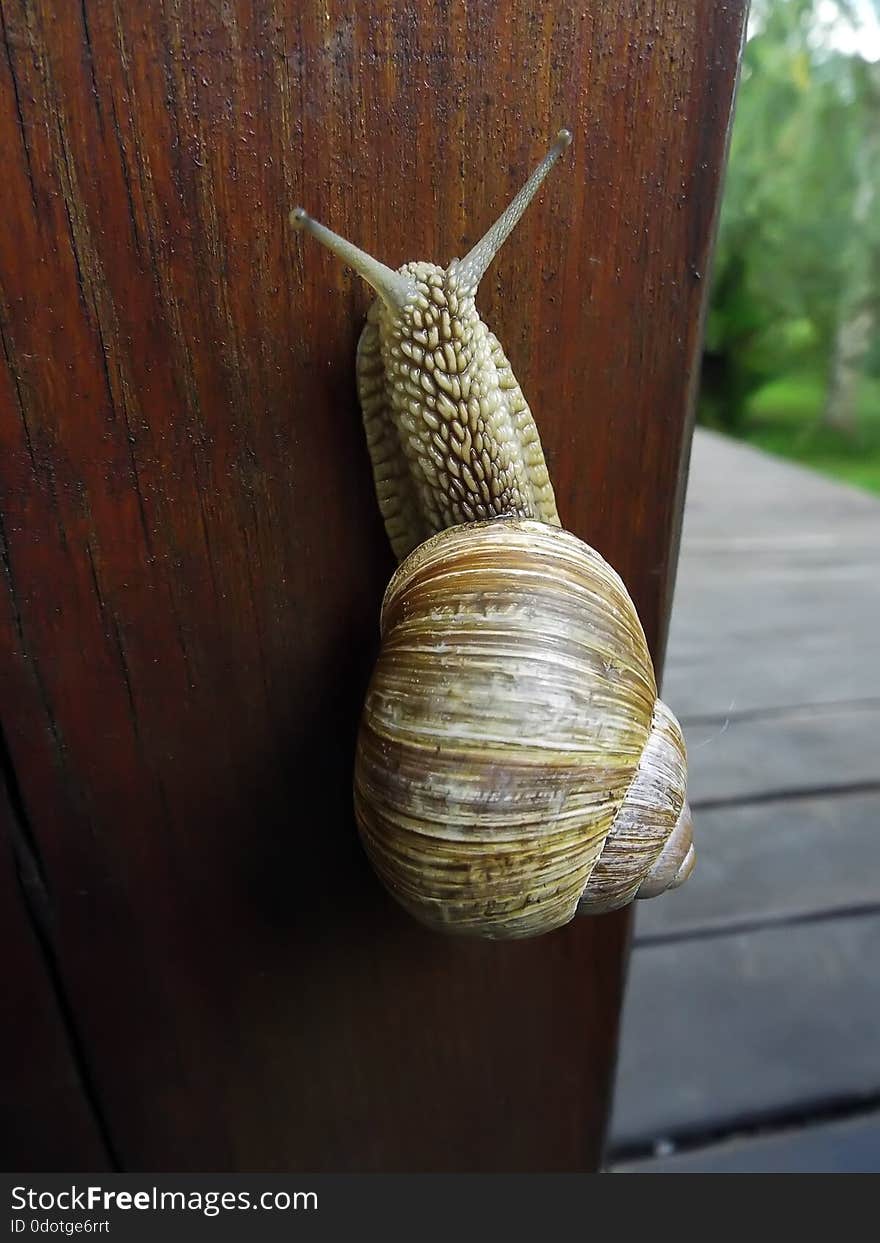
[0,784,110,1170]
[0,0,745,1170]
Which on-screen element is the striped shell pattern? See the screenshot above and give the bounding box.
[355,520,693,939]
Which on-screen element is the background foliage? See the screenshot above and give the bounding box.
[700,0,880,491]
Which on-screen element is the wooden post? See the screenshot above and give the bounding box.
[0,1,746,1171]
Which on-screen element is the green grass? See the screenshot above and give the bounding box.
[718,372,880,495]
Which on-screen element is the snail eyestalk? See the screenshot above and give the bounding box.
[456,128,573,293]
[290,207,415,310]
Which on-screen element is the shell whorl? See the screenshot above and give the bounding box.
[577,700,692,915]
[354,520,689,939]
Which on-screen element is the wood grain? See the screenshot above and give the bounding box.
[0,0,746,1170]
[0,781,110,1170]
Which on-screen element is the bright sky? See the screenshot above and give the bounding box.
[813,0,880,61]
[749,0,880,61]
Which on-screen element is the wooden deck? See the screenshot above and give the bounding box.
[610,428,880,1172]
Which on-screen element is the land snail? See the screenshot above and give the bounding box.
[292,129,695,939]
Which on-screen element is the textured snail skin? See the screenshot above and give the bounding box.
[293,130,570,562]
[356,262,559,561]
[354,521,690,938]
[293,130,694,937]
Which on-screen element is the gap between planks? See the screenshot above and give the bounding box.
[634,899,880,949]
[608,1087,880,1168]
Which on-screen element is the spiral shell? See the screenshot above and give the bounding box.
[354,519,692,939]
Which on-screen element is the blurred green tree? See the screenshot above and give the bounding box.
[701,0,880,434]
[822,56,880,431]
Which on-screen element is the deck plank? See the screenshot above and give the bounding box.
[683,704,880,805]
[662,431,880,719]
[611,914,880,1149]
[612,432,880,1159]
[635,790,880,940]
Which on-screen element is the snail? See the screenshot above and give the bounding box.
[292,130,694,938]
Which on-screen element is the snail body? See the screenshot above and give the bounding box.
[293,131,694,938]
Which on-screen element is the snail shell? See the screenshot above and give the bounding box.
[354,520,691,939]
